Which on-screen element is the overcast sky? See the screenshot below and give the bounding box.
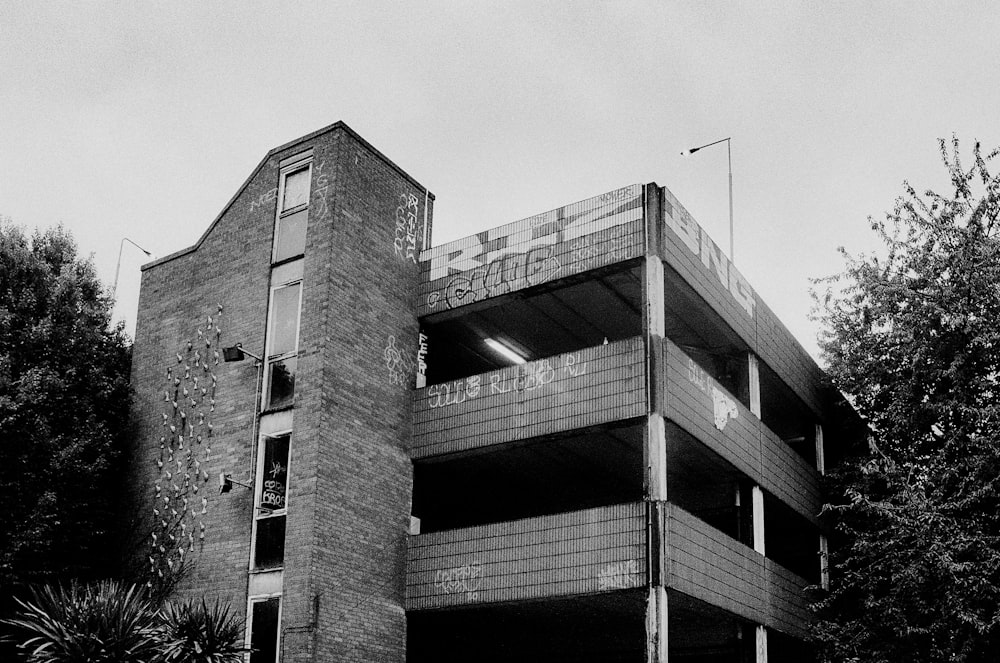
[2,2,998,361]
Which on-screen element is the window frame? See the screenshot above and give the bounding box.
[245,593,282,663]
[272,155,312,264]
[249,431,291,572]
[261,276,303,412]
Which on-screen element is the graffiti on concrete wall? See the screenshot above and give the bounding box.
[394,193,419,264]
[415,332,428,388]
[426,245,561,310]
[424,184,644,311]
[426,351,588,409]
[662,188,755,318]
[597,559,640,591]
[434,561,484,601]
[686,357,739,432]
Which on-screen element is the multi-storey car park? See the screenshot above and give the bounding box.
[126,122,861,663]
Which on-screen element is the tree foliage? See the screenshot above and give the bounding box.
[0,223,132,586]
[812,139,1000,661]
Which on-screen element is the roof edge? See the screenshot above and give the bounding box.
[143,121,434,272]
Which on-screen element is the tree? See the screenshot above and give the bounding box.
[811,139,1000,662]
[0,222,132,587]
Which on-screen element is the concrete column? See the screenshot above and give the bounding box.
[755,624,768,663]
[816,423,829,588]
[646,585,668,663]
[747,353,761,418]
[752,485,765,556]
[815,423,825,475]
[647,414,667,501]
[645,256,665,338]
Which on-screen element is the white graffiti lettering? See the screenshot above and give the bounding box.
[249,187,278,214]
[434,561,483,601]
[664,191,755,317]
[597,559,640,591]
[394,193,419,263]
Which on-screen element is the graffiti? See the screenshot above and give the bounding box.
[424,185,643,310]
[427,351,587,408]
[663,191,755,317]
[384,335,414,386]
[394,193,419,263]
[249,187,278,214]
[434,245,561,310]
[712,387,739,431]
[686,358,739,431]
[311,160,332,224]
[687,358,710,394]
[415,332,428,388]
[435,561,484,601]
[566,224,632,275]
[597,559,640,591]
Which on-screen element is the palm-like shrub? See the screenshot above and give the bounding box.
[2,582,247,663]
[159,598,247,663]
[2,580,163,663]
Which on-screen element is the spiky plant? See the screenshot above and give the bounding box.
[1,580,163,663]
[158,598,247,663]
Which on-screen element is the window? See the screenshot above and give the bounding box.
[248,596,281,663]
[264,281,301,410]
[273,161,311,263]
[252,434,289,569]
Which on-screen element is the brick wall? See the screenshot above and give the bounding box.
[128,123,433,663]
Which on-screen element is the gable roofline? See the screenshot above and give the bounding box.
[142,121,434,271]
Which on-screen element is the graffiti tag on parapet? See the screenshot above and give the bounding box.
[663,193,755,317]
[427,352,588,409]
[311,160,332,224]
[425,185,643,310]
[566,225,631,275]
[435,561,483,601]
[384,335,415,386]
[427,246,561,310]
[687,358,739,431]
[597,559,640,591]
[394,193,419,263]
[249,187,278,214]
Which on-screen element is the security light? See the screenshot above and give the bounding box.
[222,343,262,363]
[219,472,253,494]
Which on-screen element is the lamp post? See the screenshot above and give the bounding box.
[111,237,154,301]
[681,137,734,261]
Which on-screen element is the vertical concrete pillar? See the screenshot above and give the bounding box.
[756,624,768,663]
[646,585,668,663]
[747,354,761,418]
[752,485,766,556]
[816,423,829,588]
[747,353,765,555]
[647,414,667,501]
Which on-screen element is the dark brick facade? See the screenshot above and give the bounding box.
[128,122,432,663]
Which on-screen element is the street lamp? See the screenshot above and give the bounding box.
[681,137,734,261]
[111,237,155,301]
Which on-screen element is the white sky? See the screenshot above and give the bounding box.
[2,1,998,362]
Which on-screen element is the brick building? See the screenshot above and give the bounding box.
[128,122,858,662]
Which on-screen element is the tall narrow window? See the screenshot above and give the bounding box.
[252,434,289,569]
[248,596,281,663]
[273,161,311,263]
[264,281,301,410]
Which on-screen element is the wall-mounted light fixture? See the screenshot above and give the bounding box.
[219,472,252,494]
[222,343,262,363]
